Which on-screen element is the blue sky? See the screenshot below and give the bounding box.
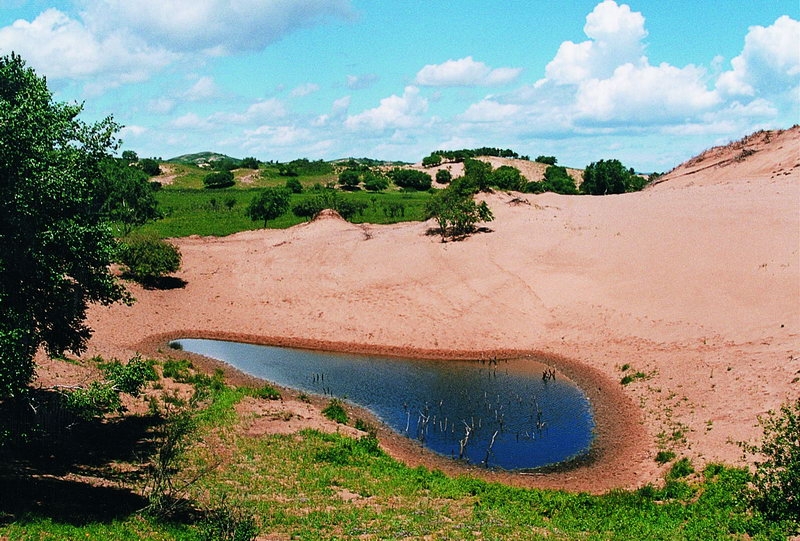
[1,1,798,171]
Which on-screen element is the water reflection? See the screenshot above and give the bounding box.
[174,338,595,470]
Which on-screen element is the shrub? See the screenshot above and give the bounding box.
[285,177,303,193]
[118,234,182,283]
[199,499,259,541]
[388,168,433,191]
[742,397,800,526]
[100,355,158,396]
[655,450,676,464]
[163,359,194,382]
[203,170,235,189]
[63,381,122,419]
[139,158,162,176]
[251,384,281,401]
[322,399,348,424]
[425,177,494,240]
[667,457,694,479]
[363,171,389,191]
[435,168,452,184]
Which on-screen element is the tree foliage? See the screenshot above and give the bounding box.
[742,397,800,527]
[491,165,526,191]
[580,159,646,195]
[139,158,162,176]
[362,170,389,192]
[421,153,442,167]
[338,168,361,190]
[425,177,493,240]
[240,156,260,170]
[526,165,578,194]
[203,170,235,189]
[118,234,182,283]
[463,158,494,192]
[388,168,432,191]
[95,158,161,234]
[0,54,128,398]
[535,155,557,165]
[246,187,291,226]
[435,168,452,184]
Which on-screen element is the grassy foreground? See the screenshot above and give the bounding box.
[1,377,790,540]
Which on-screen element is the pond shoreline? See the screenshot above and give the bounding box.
[135,330,649,494]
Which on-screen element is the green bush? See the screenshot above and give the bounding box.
[118,234,181,282]
[322,398,348,424]
[203,170,235,189]
[100,355,158,396]
[655,450,676,464]
[250,384,281,401]
[162,359,194,382]
[64,381,122,419]
[285,177,303,193]
[742,397,800,526]
[667,457,694,479]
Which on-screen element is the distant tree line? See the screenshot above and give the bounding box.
[422,147,529,167]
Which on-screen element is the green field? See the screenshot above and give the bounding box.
[139,185,431,238]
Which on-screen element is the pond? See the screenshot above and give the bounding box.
[173,338,595,470]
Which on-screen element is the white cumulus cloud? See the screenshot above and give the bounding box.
[415,56,521,87]
[345,86,428,131]
[574,62,720,123]
[716,15,800,97]
[0,8,174,91]
[80,0,355,54]
[545,0,646,85]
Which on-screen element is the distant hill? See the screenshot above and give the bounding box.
[166,152,241,167]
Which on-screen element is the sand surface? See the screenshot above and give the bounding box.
[71,127,799,493]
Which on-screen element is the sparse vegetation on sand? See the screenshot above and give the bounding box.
[2,369,795,539]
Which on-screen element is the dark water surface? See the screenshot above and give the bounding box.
[175,338,595,470]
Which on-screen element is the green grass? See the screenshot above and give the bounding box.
[1,381,791,540]
[138,187,431,238]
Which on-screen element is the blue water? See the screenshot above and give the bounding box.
[174,338,595,470]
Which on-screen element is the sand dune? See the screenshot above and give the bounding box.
[79,126,799,492]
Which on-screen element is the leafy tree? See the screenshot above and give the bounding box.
[122,150,139,163]
[363,170,389,192]
[535,155,557,165]
[463,158,494,192]
[491,165,525,191]
[580,159,643,195]
[338,168,361,190]
[285,177,303,193]
[96,158,161,234]
[388,168,432,191]
[435,168,452,184]
[139,158,162,176]
[421,153,442,167]
[240,156,260,169]
[425,177,493,240]
[0,54,128,398]
[212,158,238,171]
[118,233,182,284]
[203,170,235,189]
[526,165,579,195]
[246,187,291,227]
